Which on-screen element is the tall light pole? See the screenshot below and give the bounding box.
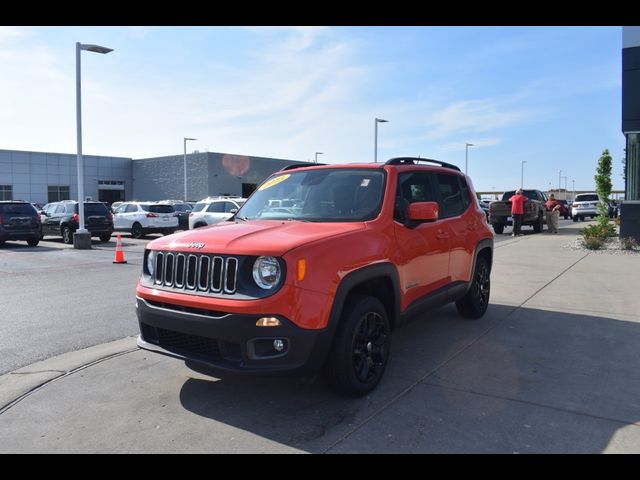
[75,42,113,249]
[315,152,323,164]
[183,137,197,201]
[374,118,388,163]
[558,169,562,191]
[561,176,568,199]
[465,143,474,175]
[572,179,575,200]
[521,160,527,189]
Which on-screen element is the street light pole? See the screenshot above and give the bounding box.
[374,118,388,163]
[75,42,113,249]
[183,137,197,201]
[465,143,474,175]
[521,160,527,189]
[559,169,562,191]
[572,179,575,200]
[315,152,323,164]
[561,176,568,199]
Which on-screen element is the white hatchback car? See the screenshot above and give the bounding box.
[188,197,247,229]
[113,202,179,238]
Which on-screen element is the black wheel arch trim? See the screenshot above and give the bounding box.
[305,262,401,372]
[464,237,494,296]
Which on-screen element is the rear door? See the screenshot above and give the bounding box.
[435,173,475,283]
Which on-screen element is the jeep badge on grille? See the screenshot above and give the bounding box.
[188,242,205,249]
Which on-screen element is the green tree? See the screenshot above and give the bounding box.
[594,149,614,231]
[595,149,612,203]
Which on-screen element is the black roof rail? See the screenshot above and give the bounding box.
[280,163,326,172]
[384,157,461,172]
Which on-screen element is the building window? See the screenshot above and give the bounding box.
[48,185,70,203]
[0,185,12,201]
[627,133,640,200]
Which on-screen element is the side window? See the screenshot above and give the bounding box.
[394,171,436,222]
[436,173,466,218]
[65,204,76,214]
[207,202,225,213]
[115,204,127,214]
[54,204,66,214]
[458,177,471,208]
[125,204,138,213]
[224,201,238,213]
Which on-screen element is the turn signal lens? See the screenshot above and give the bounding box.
[296,258,306,281]
[256,317,281,327]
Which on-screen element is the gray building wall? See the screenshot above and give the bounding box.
[0,148,310,204]
[0,149,132,204]
[133,152,308,202]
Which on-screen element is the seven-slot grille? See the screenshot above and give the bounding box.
[153,251,239,295]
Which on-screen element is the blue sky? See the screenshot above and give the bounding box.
[0,26,625,193]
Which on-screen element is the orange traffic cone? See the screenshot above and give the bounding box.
[113,233,127,264]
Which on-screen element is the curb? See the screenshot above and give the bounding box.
[0,337,138,414]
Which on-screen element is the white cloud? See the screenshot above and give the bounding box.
[424,99,535,140]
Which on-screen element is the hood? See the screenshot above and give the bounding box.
[146,220,366,256]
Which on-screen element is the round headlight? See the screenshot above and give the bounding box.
[252,256,281,289]
[146,250,156,276]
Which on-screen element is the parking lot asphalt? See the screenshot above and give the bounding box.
[1,220,639,453]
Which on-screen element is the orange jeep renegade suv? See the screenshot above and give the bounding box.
[136,158,494,396]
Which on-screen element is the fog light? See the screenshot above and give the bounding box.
[273,339,285,352]
[256,317,281,327]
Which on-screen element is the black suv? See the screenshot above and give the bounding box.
[0,201,42,247]
[41,201,113,244]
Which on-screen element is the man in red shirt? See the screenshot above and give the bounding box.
[545,193,561,234]
[509,189,527,237]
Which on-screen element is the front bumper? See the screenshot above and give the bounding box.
[136,296,333,376]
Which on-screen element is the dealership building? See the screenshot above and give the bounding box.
[0,149,309,204]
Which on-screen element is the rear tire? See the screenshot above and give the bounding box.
[99,234,111,242]
[27,237,39,247]
[456,256,491,319]
[324,295,391,397]
[533,214,543,233]
[492,223,504,234]
[62,226,73,244]
[131,222,144,239]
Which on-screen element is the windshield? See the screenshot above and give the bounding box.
[502,190,540,201]
[237,169,385,222]
[140,204,175,213]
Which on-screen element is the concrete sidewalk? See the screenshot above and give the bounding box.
[2,223,640,453]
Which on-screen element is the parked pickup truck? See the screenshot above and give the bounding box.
[489,189,547,234]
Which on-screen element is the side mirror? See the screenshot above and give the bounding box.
[41,210,48,216]
[230,208,238,214]
[407,201,439,222]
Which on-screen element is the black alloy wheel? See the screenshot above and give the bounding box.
[351,311,388,384]
[62,226,73,244]
[131,223,143,239]
[456,256,491,319]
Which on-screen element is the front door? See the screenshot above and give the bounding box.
[393,171,451,310]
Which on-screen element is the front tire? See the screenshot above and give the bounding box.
[99,234,111,242]
[456,256,491,319]
[27,237,39,247]
[324,295,391,397]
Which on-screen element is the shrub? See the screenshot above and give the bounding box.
[620,237,639,251]
[583,236,604,250]
[581,223,616,239]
